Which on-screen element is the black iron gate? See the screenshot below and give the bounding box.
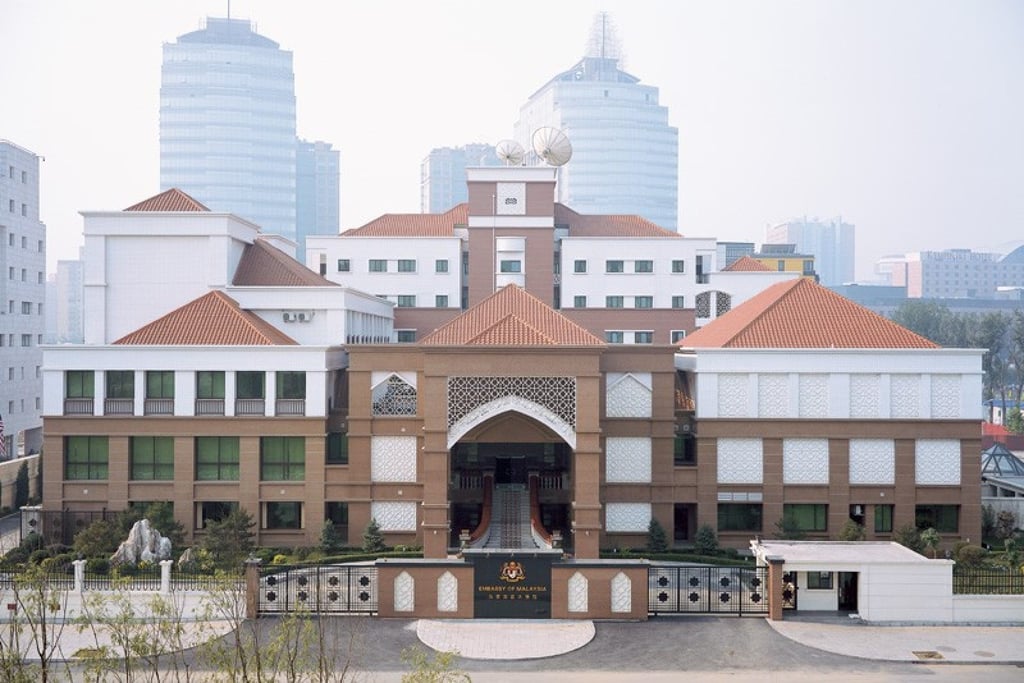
[258,564,378,614]
[648,565,769,616]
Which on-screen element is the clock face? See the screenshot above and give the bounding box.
[496,182,526,216]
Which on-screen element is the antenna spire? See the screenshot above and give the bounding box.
[227,0,231,19]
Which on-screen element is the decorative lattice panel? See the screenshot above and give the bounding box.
[930,375,961,418]
[568,572,588,613]
[782,438,829,484]
[394,571,414,612]
[890,374,920,418]
[695,292,711,318]
[848,439,895,485]
[717,438,763,484]
[915,439,961,485]
[437,571,458,613]
[715,292,732,317]
[605,437,652,483]
[799,374,829,418]
[606,373,652,418]
[370,501,417,531]
[372,374,417,416]
[758,374,789,418]
[370,436,417,482]
[718,374,749,418]
[605,503,651,532]
[447,376,576,429]
[849,374,880,418]
[611,572,632,613]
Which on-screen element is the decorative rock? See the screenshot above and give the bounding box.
[110,519,173,566]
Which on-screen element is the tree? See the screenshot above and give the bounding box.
[200,508,255,568]
[73,518,123,558]
[400,646,470,683]
[837,519,866,541]
[693,524,718,556]
[982,504,997,540]
[320,518,344,554]
[920,527,941,558]
[773,516,806,541]
[362,517,386,553]
[13,462,29,509]
[995,510,1018,540]
[893,524,924,554]
[1006,408,1024,435]
[646,518,669,553]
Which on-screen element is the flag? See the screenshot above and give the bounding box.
[0,413,6,459]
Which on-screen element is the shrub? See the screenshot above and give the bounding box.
[954,544,987,570]
[995,510,1017,540]
[693,524,719,555]
[647,518,669,553]
[837,519,866,541]
[981,504,996,540]
[28,548,50,565]
[320,518,344,554]
[86,557,110,574]
[73,518,122,558]
[199,508,256,569]
[773,516,806,541]
[893,524,924,554]
[362,517,386,553]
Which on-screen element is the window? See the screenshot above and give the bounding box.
[605,331,624,344]
[197,501,237,529]
[337,259,350,272]
[435,295,448,308]
[20,301,30,315]
[499,260,522,273]
[196,371,225,399]
[276,371,306,399]
[634,260,653,273]
[396,330,416,342]
[573,259,587,273]
[605,260,624,273]
[7,200,13,212]
[21,236,26,249]
[397,259,416,272]
[803,260,814,276]
[146,371,174,399]
[65,436,109,480]
[573,296,587,308]
[326,433,348,465]
[130,436,174,480]
[435,259,449,273]
[368,259,387,272]
[671,330,686,343]
[606,296,624,308]
[874,504,894,533]
[396,295,417,307]
[195,437,239,481]
[264,502,302,530]
[261,436,306,481]
[671,296,685,309]
[106,370,134,399]
[325,501,349,528]
[236,371,265,399]
[66,370,94,398]
[807,571,834,590]
[20,334,30,347]
[718,504,762,531]
[915,505,959,533]
[777,260,786,272]
[672,260,685,273]
[634,331,653,344]
[783,504,828,532]
[674,434,696,465]
[634,296,653,309]
[20,204,26,217]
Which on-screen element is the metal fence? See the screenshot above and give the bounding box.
[648,565,769,616]
[953,569,1024,595]
[258,564,378,614]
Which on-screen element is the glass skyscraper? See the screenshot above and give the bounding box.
[160,17,297,240]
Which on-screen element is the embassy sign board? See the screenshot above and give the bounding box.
[464,550,557,619]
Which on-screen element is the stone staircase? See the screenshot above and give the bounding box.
[482,484,539,549]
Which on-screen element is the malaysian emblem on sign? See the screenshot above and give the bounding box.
[499,560,526,583]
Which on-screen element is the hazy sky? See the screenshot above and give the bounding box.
[3,0,1022,281]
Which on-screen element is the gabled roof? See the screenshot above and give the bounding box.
[114,290,297,346]
[554,204,679,238]
[420,285,605,346]
[723,255,771,272]
[681,278,940,349]
[125,188,209,212]
[233,238,339,287]
[342,204,468,237]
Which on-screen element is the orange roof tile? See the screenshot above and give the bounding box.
[681,278,940,349]
[343,204,468,237]
[114,290,297,346]
[420,285,605,346]
[554,204,680,237]
[125,188,209,212]
[233,238,339,287]
[723,255,771,272]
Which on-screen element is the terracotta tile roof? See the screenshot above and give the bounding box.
[420,285,605,346]
[723,255,771,272]
[681,278,940,349]
[124,188,209,212]
[554,204,680,237]
[342,204,468,237]
[114,290,297,346]
[233,238,339,287]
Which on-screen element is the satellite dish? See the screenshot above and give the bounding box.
[495,139,525,166]
[531,127,573,167]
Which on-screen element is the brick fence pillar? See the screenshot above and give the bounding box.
[244,558,262,619]
[766,556,785,622]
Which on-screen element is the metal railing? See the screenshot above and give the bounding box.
[144,398,174,415]
[195,399,225,416]
[258,564,378,614]
[953,569,1024,595]
[275,399,306,416]
[235,398,266,416]
[648,565,769,615]
[103,398,134,415]
[63,398,94,415]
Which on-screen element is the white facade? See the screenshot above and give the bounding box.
[55,258,84,344]
[0,140,45,455]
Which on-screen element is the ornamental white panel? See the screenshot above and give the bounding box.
[371,436,417,482]
[890,374,920,418]
[798,374,829,418]
[606,373,652,418]
[370,501,417,531]
[568,572,588,613]
[930,375,961,418]
[437,571,458,613]
[719,374,749,418]
[717,438,763,484]
[605,503,651,532]
[849,375,880,418]
[611,572,632,613]
[394,571,414,612]
[372,374,417,416]
[848,439,895,485]
[448,376,576,429]
[782,439,829,484]
[605,437,652,483]
[915,439,961,485]
[758,374,789,418]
